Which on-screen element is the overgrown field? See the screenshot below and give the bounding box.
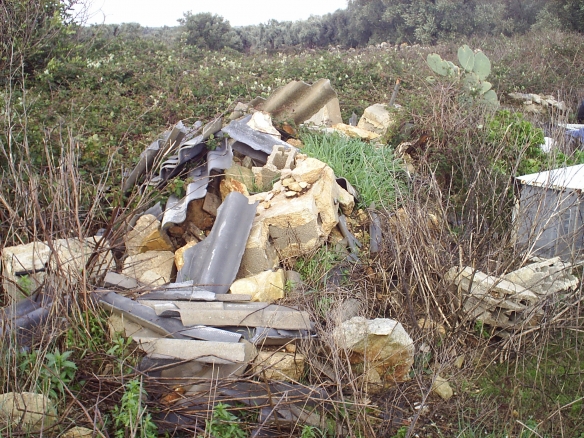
[1,23,584,437]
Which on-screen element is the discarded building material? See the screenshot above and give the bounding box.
[155,117,223,184]
[122,250,175,286]
[103,272,144,290]
[161,138,234,233]
[97,291,191,339]
[507,92,567,113]
[515,164,584,260]
[222,115,292,157]
[125,214,173,255]
[0,392,57,433]
[334,316,415,386]
[138,281,251,302]
[157,381,331,430]
[122,121,189,193]
[447,258,578,330]
[251,78,338,125]
[229,269,286,302]
[167,302,312,331]
[2,237,113,303]
[357,103,399,135]
[0,294,53,345]
[175,192,257,291]
[253,350,305,381]
[133,337,256,365]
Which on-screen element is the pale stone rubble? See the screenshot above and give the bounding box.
[446,256,579,332]
[0,88,415,430]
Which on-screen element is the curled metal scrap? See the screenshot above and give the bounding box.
[122,121,189,193]
[154,118,223,185]
[154,381,331,431]
[161,137,234,232]
[176,191,258,294]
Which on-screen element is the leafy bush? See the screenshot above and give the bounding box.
[486,110,545,175]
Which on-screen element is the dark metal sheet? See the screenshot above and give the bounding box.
[176,192,257,294]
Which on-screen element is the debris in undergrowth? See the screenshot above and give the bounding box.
[1,237,113,303]
[333,316,415,391]
[507,92,567,113]
[431,375,453,401]
[515,164,584,260]
[447,257,579,332]
[0,78,411,433]
[0,392,57,433]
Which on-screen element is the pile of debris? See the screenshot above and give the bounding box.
[0,79,416,431]
[447,256,579,334]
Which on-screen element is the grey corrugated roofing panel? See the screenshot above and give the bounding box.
[254,78,338,125]
[96,291,189,339]
[161,138,234,231]
[155,118,223,184]
[222,115,291,156]
[176,191,257,294]
[517,164,584,190]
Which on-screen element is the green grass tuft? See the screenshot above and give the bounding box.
[299,131,407,211]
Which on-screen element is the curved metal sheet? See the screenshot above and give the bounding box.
[176,192,258,294]
[161,138,234,231]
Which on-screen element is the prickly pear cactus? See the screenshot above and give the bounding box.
[427,44,498,107]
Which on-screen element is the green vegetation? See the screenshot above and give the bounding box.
[1,1,584,436]
[19,349,77,401]
[206,403,247,438]
[427,44,498,106]
[111,379,158,438]
[300,131,406,210]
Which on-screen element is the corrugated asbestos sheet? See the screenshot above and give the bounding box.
[251,78,338,124]
[176,191,257,293]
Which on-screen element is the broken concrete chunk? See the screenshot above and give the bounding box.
[432,375,454,401]
[202,192,222,217]
[174,241,197,272]
[291,157,327,185]
[230,269,285,302]
[0,392,57,433]
[502,257,578,295]
[175,302,312,331]
[251,166,280,192]
[357,103,398,135]
[122,251,174,286]
[247,111,281,137]
[134,337,257,365]
[334,316,414,385]
[446,259,577,331]
[103,272,144,290]
[338,185,355,216]
[220,178,250,200]
[225,163,255,188]
[125,214,173,256]
[332,123,380,140]
[238,220,280,278]
[253,351,305,381]
[2,237,113,303]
